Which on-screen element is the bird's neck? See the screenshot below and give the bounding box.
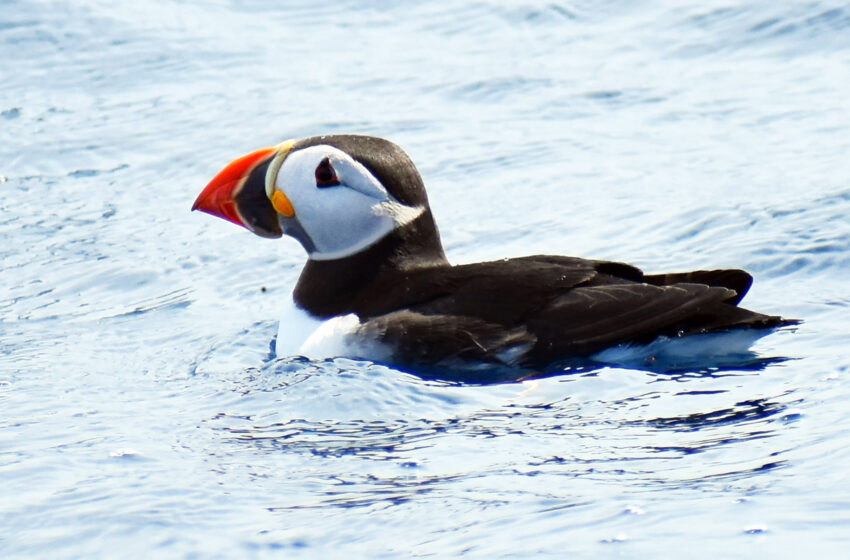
[293,212,448,318]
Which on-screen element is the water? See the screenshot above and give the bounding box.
[2,0,850,556]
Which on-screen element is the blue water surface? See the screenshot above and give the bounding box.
[2,0,850,557]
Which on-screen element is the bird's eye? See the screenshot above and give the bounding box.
[315,157,340,188]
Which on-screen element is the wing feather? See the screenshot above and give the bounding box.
[356,309,536,367]
[349,256,790,368]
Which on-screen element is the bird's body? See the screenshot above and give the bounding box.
[193,135,796,373]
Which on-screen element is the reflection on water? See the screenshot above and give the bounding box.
[196,357,805,513]
[639,395,799,432]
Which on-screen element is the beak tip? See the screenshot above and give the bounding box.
[194,145,279,228]
[191,191,212,213]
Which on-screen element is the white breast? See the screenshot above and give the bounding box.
[274,295,390,361]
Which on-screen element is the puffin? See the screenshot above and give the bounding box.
[192,134,796,372]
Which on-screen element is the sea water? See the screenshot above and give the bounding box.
[2,1,850,556]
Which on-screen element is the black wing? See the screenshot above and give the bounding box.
[353,255,791,368]
[355,310,536,367]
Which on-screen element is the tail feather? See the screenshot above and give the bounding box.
[644,269,753,305]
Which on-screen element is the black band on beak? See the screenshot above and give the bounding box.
[234,160,283,238]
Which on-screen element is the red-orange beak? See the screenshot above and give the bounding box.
[193,146,287,238]
[192,147,278,228]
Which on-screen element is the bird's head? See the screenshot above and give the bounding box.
[193,135,440,262]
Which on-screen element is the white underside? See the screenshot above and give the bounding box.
[274,296,390,362]
[589,329,772,370]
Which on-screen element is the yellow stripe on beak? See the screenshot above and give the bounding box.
[265,139,297,217]
[265,139,296,199]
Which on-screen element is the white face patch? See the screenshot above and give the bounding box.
[270,145,423,260]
